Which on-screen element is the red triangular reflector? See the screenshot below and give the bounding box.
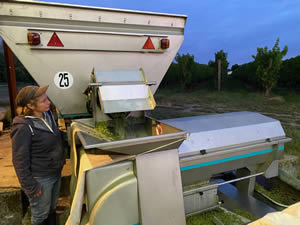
[143,37,155,49]
[47,32,64,47]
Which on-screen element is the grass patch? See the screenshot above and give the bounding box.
[149,107,200,120]
[155,88,300,113]
[186,208,245,225]
[183,181,210,192]
[233,209,256,221]
[283,125,300,177]
[255,179,300,206]
[284,125,300,155]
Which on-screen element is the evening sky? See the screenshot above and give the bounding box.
[34,0,300,66]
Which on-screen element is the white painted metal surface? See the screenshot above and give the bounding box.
[95,69,156,113]
[161,111,286,155]
[136,149,186,225]
[0,0,186,115]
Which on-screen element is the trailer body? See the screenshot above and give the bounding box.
[0,0,186,115]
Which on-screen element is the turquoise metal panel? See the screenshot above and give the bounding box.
[180,147,283,172]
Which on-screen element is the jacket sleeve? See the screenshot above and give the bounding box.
[11,124,42,196]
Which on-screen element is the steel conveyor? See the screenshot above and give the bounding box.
[162,111,289,182]
[161,111,290,216]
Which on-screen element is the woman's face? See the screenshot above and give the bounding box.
[29,93,51,114]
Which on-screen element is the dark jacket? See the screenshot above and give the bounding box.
[10,111,64,196]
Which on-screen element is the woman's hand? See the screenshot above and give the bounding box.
[33,190,42,197]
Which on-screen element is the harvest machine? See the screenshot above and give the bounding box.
[0,1,291,225]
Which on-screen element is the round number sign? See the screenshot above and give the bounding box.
[54,72,73,89]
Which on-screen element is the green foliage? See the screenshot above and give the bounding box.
[231,64,240,71]
[190,63,215,87]
[283,125,300,178]
[186,208,245,225]
[208,60,216,70]
[95,121,118,140]
[255,179,300,206]
[233,209,255,221]
[160,63,180,88]
[231,61,258,89]
[252,38,288,96]
[232,55,300,91]
[209,50,229,90]
[278,55,300,89]
[215,50,229,76]
[161,61,215,89]
[175,53,195,90]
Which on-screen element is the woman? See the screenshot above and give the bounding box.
[11,85,64,225]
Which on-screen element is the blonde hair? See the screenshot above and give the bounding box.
[16,98,38,116]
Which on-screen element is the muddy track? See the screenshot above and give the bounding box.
[156,103,300,128]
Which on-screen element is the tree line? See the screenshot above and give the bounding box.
[162,39,298,96]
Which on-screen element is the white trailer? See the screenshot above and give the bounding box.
[0,0,186,116]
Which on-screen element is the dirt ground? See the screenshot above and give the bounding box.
[153,103,300,128]
[0,131,20,188]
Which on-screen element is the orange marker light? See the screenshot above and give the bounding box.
[27,33,40,45]
[161,39,170,49]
